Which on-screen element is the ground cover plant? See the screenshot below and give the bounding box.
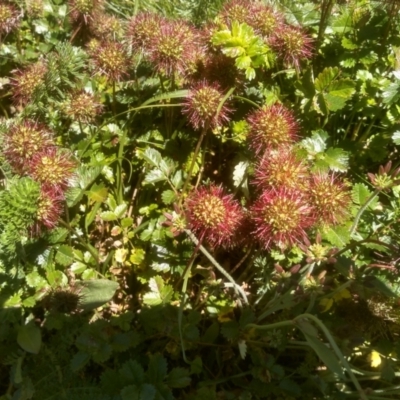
[2,0,400,398]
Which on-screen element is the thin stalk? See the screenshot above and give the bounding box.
[180,125,208,201]
[185,229,249,306]
[349,189,380,237]
[246,313,367,400]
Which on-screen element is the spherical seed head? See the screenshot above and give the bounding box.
[309,173,351,226]
[272,25,313,69]
[34,184,64,233]
[253,147,310,191]
[28,147,76,191]
[3,120,54,174]
[220,0,249,26]
[11,61,47,106]
[247,104,298,155]
[26,0,44,18]
[69,0,103,24]
[63,90,103,124]
[183,80,232,130]
[0,3,20,35]
[89,12,124,40]
[91,40,129,82]
[47,287,82,313]
[148,19,198,77]
[249,3,284,38]
[127,12,163,53]
[192,51,243,90]
[186,185,243,248]
[251,188,315,249]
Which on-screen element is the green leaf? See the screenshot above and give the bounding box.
[17,322,41,354]
[322,224,351,248]
[352,183,372,205]
[341,37,358,50]
[120,360,145,386]
[315,148,349,172]
[77,279,119,311]
[143,276,174,306]
[70,261,87,275]
[161,190,177,205]
[238,340,247,359]
[166,367,191,388]
[300,330,344,379]
[233,161,249,187]
[301,130,328,154]
[392,131,400,145]
[144,169,166,185]
[70,352,90,372]
[147,354,168,383]
[221,320,240,340]
[115,204,127,218]
[25,271,48,289]
[55,245,75,266]
[315,67,340,92]
[382,81,400,105]
[86,183,108,203]
[121,217,134,228]
[138,384,156,400]
[121,385,140,400]
[138,148,162,168]
[46,270,68,287]
[100,211,118,221]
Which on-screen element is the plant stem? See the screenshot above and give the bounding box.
[180,125,208,201]
[349,189,380,237]
[185,229,249,306]
[246,313,367,400]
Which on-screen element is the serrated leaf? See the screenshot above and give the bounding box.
[382,81,400,105]
[315,67,340,92]
[221,320,240,340]
[115,204,127,218]
[315,148,349,172]
[17,322,41,354]
[121,385,140,400]
[161,190,176,205]
[143,169,166,185]
[301,130,328,154]
[352,183,372,205]
[138,148,162,168]
[46,270,68,287]
[130,248,145,265]
[143,276,173,306]
[55,245,75,266]
[341,37,358,50]
[86,183,108,203]
[159,158,175,176]
[166,368,191,388]
[70,261,87,275]
[140,384,157,400]
[238,340,247,359]
[70,351,90,371]
[171,170,183,189]
[77,279,119,311]
[233,161,249,187]
[322,224,351,247]
[100,211,118,221]
[147,354,168,383]
[392,131,400,145]
[25,271,48,289]
[120,360,145,386]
